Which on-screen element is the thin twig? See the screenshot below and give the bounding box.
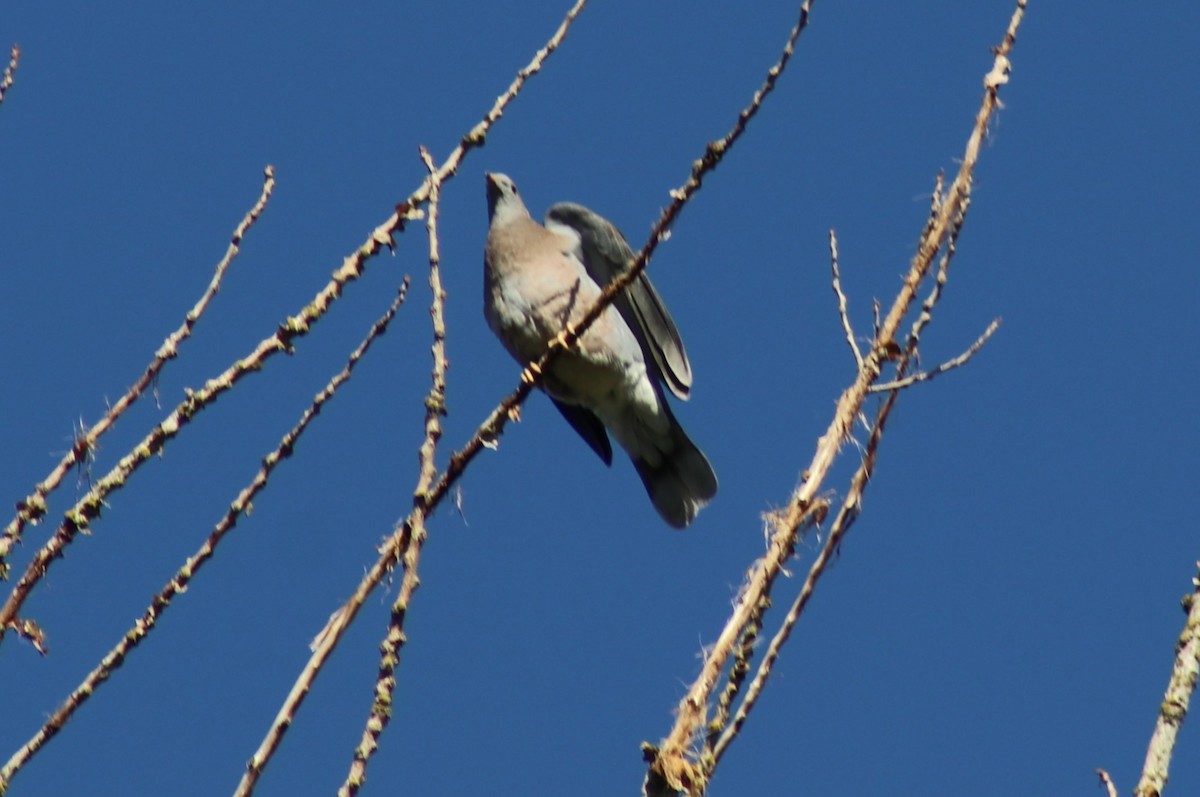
[0,281,410,793]
[908,181,961,362]
[0,171,281,651]
[923,171,946,243]
[337,148,448,797]
[232,5,589,795]
[648,3,1027,792]
[247,0,795,780]
[1096,769,1119,797]
[713,372,898,765]
[868,142,994,397]
[742,192,983,740]
[870,318,1000,392]
[1,0,586,623]
[829,229,863,368]
[533,0,812,388]
[0,167,276,582]
[0,44,19,107]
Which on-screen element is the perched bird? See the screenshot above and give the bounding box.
[483,172,717,528]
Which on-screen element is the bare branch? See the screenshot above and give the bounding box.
[703,595,768,758]
[236,0,809,785]
[0,281,411,793]
[538,0,813,392]
[647,2,1028,791]
[1,0,584,635]
[0,0,586,597]
[0,44,19,107]
[870,318,1000,392]
[0,166,277,581]
[923,171,946,242]
[337,147,449,797]
[1134,562,1200,797]
[829,229,863,368]
[0,170,285,650]
[232,5,589,793]
[713,371,898,766]
[1097,769,1119,797]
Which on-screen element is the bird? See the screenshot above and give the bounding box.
[483,172,717,528]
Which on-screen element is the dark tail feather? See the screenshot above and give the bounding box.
[632,420,717,529]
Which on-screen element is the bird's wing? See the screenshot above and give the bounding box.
[549,398,613,466]
[545,202,692,400]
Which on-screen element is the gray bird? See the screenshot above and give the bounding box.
[483,172,717,528]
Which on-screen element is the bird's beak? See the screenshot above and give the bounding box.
[485,173,503,215]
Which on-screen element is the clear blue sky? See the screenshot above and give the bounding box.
[2,2,1197,795]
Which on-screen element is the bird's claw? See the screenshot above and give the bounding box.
[549,330,573,352]
[520,361,543,385]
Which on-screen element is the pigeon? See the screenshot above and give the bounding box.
[483,172,717,528]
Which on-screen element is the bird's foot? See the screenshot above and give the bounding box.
[520,361,543,386]
[549,329,574,353]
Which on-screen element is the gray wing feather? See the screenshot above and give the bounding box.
[545,202,693,400]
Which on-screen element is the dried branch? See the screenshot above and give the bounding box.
[232,5,589,794]
[0,171,285,650]
[712,372,897,766]
[868,152,998,396]
[1134,563,1200,797]
[0,280,410,793]
[0,0,580,634]
[237,0,805,783]
[646,2,1027,792]
[704,595,768,756]
[829,229,864,368]
[0,166,276,581]
[922,171,946,245]
[0,0,586,624]
[337,148,448,797]
[1097,769,1119,797]
[531,0,813,388]
[870,319,1000,392]
[0,44,19,107]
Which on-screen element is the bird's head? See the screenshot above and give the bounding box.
[485,172,528,223]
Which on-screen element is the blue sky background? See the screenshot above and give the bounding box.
[2,2,1198,795]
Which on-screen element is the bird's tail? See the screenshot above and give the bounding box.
[632,411,718,529]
